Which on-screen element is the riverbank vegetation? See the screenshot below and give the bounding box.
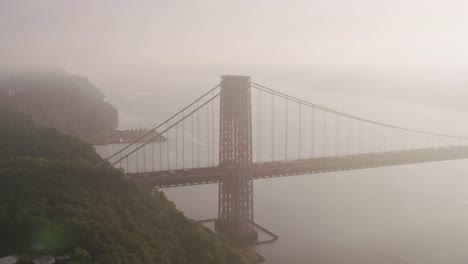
[0,109,244,264]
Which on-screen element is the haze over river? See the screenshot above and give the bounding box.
[96,87,468,263]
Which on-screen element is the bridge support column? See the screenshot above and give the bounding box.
[215,75,258,242]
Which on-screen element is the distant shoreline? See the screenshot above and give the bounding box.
[92,128,167,145]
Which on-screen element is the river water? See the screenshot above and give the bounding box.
[162,160,468,264]
[96,87,468,263]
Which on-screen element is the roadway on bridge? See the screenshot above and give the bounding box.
[128,145,468,187]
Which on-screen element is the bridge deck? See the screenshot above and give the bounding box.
[128,146,468,187]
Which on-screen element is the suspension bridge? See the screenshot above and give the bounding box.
[97,75,468,242]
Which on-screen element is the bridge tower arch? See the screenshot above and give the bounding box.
[215,75,258,241]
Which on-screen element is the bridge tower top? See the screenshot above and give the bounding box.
[219,75,252,166]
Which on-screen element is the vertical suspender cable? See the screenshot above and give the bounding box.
[143,143,146,172]
[271,93,275,161]
[323,111,327,157]
[348,118,353,155]
[311,107,314,158]
[408,130,411,150]
[175,123,178,169]
[151,133,154,172]
[166,123,170,170]
[417,132,420,149]
[207,102,209,167]
[191,112,194,168]
[375,126,385,152]
[298,103,302,159]
[366,123,370,153]
[336,114,339,156]
[257,89,261,162]
[136,143,139,173]
[395,129,399,151]
[414,131,417,149]
[373,124,377,153]
[384,127,387,151]
[381,126,385,152]
[159,126,162,171]
[393,129,397,151]
[387,128,391,152]
[398,129,402,151]
[365,123,369,153]
[182,112,185,169]
[197,101,200,168]
[126,152,129,173]
[420,133,423,149]
[403,129,406,151]
[376,126,380,152]
[368,124,372,153]
[359,122,364,154]
[285,98,288,161]
[119,151,122,170]
[257,89,262,162]
[399,129,403,151]
[375,126,379,152]
[383,127,387,152]
[212,92,215,166]
[390,129,393,151]
[416,132,419,149]
[388,128,391,151]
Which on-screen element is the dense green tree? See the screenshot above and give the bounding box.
[0,110,244,264]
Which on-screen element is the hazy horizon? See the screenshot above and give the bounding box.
[2,0,468,110]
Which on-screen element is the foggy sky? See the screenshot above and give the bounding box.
[2,0,468,105]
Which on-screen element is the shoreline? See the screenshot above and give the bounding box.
[91,128,167,145]
[195,218,281,263]
[196,222,266,264]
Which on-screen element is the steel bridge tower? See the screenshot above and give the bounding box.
[215,75,258,241]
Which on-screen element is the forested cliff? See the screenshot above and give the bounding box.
[0,70,118,143]
[0,102,244,263]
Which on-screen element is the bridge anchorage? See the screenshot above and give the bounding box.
[96,74,468,244]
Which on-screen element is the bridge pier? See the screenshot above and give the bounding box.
[215,75,258,242]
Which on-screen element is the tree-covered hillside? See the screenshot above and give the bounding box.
[0,70,118,143]
[0,109,243,264]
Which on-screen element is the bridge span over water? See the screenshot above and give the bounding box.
[128,146,468,187]
[97,75,468,242]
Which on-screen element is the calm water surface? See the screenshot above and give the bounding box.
[163,161,468,263]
